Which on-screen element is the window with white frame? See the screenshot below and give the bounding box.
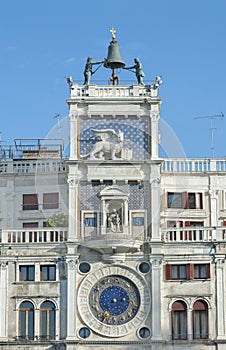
[40,301,56,340]
[19,301,34,340]
[167,192,203,209]
[18,300,56,341]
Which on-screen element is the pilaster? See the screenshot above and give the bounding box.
[0,262,8,339]
[150,108,160,159]
[150,171,161,241]
[66,257,79,340]
[68,177,79,241]
[215,256,225,339]
[69,110,78,160]
[150,256,162,340]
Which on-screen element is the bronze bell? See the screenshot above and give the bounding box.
[104,40,125,70]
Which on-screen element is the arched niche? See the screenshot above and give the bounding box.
[99,185,129,234]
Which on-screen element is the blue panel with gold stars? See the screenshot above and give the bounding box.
[79,117,149,160]
[80,182,148,211]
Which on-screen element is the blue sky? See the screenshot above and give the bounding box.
[1,0,226,158]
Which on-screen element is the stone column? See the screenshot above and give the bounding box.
[209,176,219,239]
[150,171,161,241]
[187,305,193,340]
[59,260,67,339]
[215,256,225,339]
[34,305,39,340]
[66,258,78,340]
[6,179,15,228]
[150,110,160,159]
[0,262,8,339]
[101,199,106,234]
[69,110,78,160]
[209,188,218,223]
[124,199,129,234]
[68,177,79,241]
[150,257,162,340]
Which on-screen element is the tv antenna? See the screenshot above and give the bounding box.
[54,114,62,139]
[193,113,224,158]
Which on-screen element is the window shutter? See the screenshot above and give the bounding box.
[186,264,190,280]
[23,194,38,210]
[206,264,210,279]
[189,264,194,280]
[43,192,59,209]
[176,221,182,228]
[167,192,170,208]
[165,264,172,280]
[195,193,201,209]
[182,192,188,208]
[223,220,226,226]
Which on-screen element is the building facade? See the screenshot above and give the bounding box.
[1,38,226,350]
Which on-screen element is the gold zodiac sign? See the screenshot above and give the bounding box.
[92,304,100,312]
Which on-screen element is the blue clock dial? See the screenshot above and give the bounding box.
[89,275,140,325]
[99,285,130,315]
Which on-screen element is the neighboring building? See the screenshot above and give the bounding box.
[1,33,226,350]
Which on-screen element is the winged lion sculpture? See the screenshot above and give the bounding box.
[81,129,124,160]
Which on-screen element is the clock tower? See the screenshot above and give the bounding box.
[66,29,163,348]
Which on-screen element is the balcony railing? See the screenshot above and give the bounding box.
[162,227,226,242]
[0,228,68,244]
[70,84,159,98]
[0,160,66,174]
[162,158,226,172]
[1,227,225,245]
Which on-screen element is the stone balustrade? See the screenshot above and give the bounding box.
[1,226,225,244]
[0,228,68,244]
[162,226,226,242]
[0,159,66,174]
[70,84,159,98]
[162,158,226,172]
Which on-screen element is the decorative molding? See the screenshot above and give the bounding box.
[67,178,79,187]
[149,112,159,121]
[67,259,78,269]
[215,256,225,267]
[1,261,8,270]
[77,265,150,337]
[150,257,162,268]
[150,177,161,185]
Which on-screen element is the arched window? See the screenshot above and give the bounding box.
[19,301,34,340]
[40,301,55,340]
[172,301,187,340]
[193,300,208,339]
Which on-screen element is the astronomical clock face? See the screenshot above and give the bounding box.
[77,265,150,337]
[89,275,140,325]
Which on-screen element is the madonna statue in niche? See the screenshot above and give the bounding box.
[107,209,121,232]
